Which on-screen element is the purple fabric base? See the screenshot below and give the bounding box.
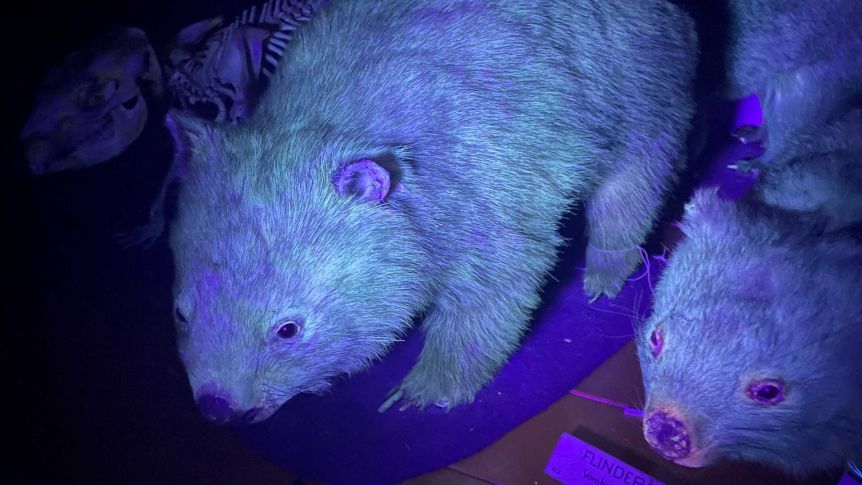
[236,96,762,485]
[238,263,655,484]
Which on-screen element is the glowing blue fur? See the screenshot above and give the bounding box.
[168,0,698,419]
[724,0,862,162]
[638,185,862,476]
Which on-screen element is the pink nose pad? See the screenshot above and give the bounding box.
[644,411,692,461]
[197,394,237,424]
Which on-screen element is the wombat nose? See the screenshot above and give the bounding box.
[197,394,237,424]
[644,411,692,461]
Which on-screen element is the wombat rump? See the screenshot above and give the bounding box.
[167,0,697,423]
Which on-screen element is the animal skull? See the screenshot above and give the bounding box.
[20,28,162,175]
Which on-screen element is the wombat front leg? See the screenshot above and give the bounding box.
[583,144,678,300]
[379,278,534,412]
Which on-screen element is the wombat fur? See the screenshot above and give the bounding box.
[639,1,862,476]
[168,0,698,421]
[725,0,862,161]
[638,91,862,474]
[637,186,862,476]
[640,1,862,463]
[751,107,862,231]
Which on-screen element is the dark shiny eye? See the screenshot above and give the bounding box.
[649,327,664,358]
[276,320,300,339]
[747,379,786,405]
[174,307,187,323]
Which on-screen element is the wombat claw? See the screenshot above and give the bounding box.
[732,124,765,146]
[728,158,764,173]
[114,218,165,249]
[378,389,405,413]
[583,248,638,301]
[378,387,453,413]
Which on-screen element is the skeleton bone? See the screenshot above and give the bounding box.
[20,28,162,175]
[164,0,320,123]
[20,0,322,176]
[20,0,323,246]
[121,0,323,247]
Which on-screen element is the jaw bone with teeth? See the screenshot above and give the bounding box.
[164,0,320,123]
[118,0,323,248]
[19,0,321,178]
[20,28,163,175]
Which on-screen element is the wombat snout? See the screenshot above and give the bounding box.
[644,410,693,463]
[197,393,260,425]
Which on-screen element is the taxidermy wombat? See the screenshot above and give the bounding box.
[638,102,862,476]
[751,108,862,231]
[638,189,862,477]
[167,0,698,423]
[725,0,862,161]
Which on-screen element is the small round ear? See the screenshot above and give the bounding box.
[333,158,392,203]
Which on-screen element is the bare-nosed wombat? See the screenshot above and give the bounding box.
[167,0,698,423]
[638,1,862,475]
[638,99,862,475]
[725,0,862,161]
[638,187,862,476]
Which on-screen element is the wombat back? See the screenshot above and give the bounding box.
[168,0,698,421]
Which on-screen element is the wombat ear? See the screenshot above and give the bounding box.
[333,158,393,203]
[165,108,213,163]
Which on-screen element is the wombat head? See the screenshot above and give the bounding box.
[166,111,431,424]
[637,188,862,476]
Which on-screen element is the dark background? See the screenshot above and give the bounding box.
[2,1,730,484]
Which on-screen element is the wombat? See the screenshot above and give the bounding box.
[725,0,862,162]
[638,102,862,475]
[638,189,862,477]
[751,108,862,231]
[638,1,862,475]
[167,0,698,423]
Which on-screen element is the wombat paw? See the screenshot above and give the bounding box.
[583,246,642,301]
[378,365,478,413]
[727,157,764,173]
[731,124,767,157]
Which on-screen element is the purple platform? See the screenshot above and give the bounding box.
[236,97,762,484]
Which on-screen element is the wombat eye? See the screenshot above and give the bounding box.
[175,307,188,324]
[747,379,786,405]
[649,327,664,357]
[276,320,301,339]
